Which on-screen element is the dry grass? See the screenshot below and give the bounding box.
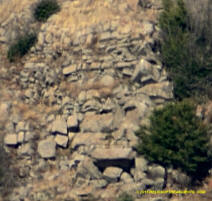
[44,0,158,42]
[0,0,37,25]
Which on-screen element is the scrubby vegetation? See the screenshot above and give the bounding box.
[117,192,134,201]
[135,100,212,182]
[7,33,37,62]
[34,0,60,22]
[159,0,212,100]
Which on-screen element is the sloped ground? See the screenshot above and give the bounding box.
[0,0,212,201]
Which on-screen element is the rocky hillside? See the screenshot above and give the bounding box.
[0,0,211,201]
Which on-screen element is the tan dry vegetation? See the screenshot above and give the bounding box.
[43,0,158,48]
[0,0,37,25]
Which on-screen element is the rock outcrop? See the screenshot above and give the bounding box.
[0,0,179,201]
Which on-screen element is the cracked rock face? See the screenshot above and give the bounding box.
[0,0,179,200]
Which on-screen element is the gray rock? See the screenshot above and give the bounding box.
[141,21,154,36]
[71,132,106,149]
[55,134,69,148]
[51,116,67,135]
[133,169,146,182]
[148,165,165,179]
[137,81,173,99]
[99,75,115,87]
[77,157,102,180]
[38,138,56,158]
[81,99,101,113]
[17,131,25,144]
[103,167,123,181]
[169,169,191,187]
[135,157,148,172]
[24,131,34,142]
[89,179,108,188]
[17,143,34,156]
[120,182,145,194]
[132,58,160,83]
[99,31,115,42]
[0,102,11,121]
[63,64,77,75]
[67,114,79,130]
[80,113,114,133]
[142,178,154,188]
[120,172,134,183]
[4,134,18,146]
[91,147,136,160]
[16,121,28,132]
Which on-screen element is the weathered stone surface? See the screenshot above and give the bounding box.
[148,165,165,179]
[51,116,67,135]
[80,113,114,133]
[99,75,115,87]
[132,58,160,83]
[89,179,108,189]
[17,131,25,144]
[16,121,28,132]
[168,169,191,187]
[90,147,136,160]
[67,114,79,130]
[38,138,56,159]
[0,102,10,121]
[135,157,148,172]
[71,132,106,149]
[132,169,146,182]
[4,134,18,145]
[55,135,69,148]
[103,167,123,181]
[77,157,102,180]
[17,143,34,156]
[62,64,77,75]
[140,21,154,36]
[137,81,173,99]
[81,99,101,113]
[120,172,134,183]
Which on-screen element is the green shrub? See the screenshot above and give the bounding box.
[7,33,37,62]
[34,0,60,22]
[117,193,134,201]
[135,100,212,181]
[159,0,212,100]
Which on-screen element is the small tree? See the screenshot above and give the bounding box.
[135,100,212,181]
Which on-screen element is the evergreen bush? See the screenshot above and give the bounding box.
[7,33,37,62]
[34,0,60,22]
[135,100,212,181]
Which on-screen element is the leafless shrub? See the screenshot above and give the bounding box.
[185,0,212,45]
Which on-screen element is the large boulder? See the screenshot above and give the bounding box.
[90,147,136,160]
[137,81,173,99]
[103,167,123,182]
[4,134,18,146]
[51,116,67,135]
[80,113,114,133]
[71,132,107,149]
[38,138,56,159]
